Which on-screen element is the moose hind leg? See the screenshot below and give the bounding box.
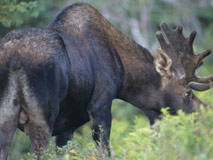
[21,92,59,156]
[26,101,59,156]
[27,122,51,154]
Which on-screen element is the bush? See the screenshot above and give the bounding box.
[0,0,39,27]
[17,102,213,160]
[122,107,213,160]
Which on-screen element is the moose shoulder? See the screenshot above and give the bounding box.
[0,2,212,159]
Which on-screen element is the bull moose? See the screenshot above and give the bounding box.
[0,2,212,159]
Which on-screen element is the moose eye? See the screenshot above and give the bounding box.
[183,91,192,99]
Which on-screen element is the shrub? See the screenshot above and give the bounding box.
[121,107,213,160]
[18,105,213,160]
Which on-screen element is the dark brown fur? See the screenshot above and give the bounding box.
[0,3,211,159]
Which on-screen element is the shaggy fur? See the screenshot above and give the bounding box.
[0,3,211,159]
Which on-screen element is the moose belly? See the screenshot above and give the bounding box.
[52,105,90,136]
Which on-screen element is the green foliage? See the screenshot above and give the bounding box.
[0,0,39,27]
[23,140,97,160]
[9,94,213,160]
[122,107,213,160]
[0,0,65,39]
[8,131,30,160]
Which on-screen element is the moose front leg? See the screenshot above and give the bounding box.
[88,103,112,156]
[143,109,161,125]
[56,118,89,147]
[56,129,74,147]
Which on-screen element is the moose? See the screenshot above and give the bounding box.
[0,2,212,159]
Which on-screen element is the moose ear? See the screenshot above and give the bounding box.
[154,49,173,78]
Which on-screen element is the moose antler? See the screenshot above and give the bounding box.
[156,22,213,91]
[155,31,184,78]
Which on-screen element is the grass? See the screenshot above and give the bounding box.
[7,88,213,160]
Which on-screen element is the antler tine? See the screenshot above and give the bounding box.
[197,49,212,62]
[156,31,179,61]
[194,76,213,84]
[193,49,211,70]
[188,31,197,48]
[175,26,183,34]
[192,49,213,84]
[160,23,174,36]
[156,31,170,51]
[160,22,188,54]
[190,83,213,91]
[160,22,213,89]
[156,31,184,77]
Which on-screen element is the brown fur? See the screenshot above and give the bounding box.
[0,3,211,159]
[48,3,159,99]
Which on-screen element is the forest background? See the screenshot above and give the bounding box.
[0,0,213,159]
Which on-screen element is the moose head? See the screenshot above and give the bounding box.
[153,23,212,119]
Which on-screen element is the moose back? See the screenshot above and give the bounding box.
[0,2,212,159]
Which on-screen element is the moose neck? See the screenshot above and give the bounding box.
[103,22,163,110]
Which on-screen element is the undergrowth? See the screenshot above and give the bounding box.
[22,108,213,160]
[8,90,213,160]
